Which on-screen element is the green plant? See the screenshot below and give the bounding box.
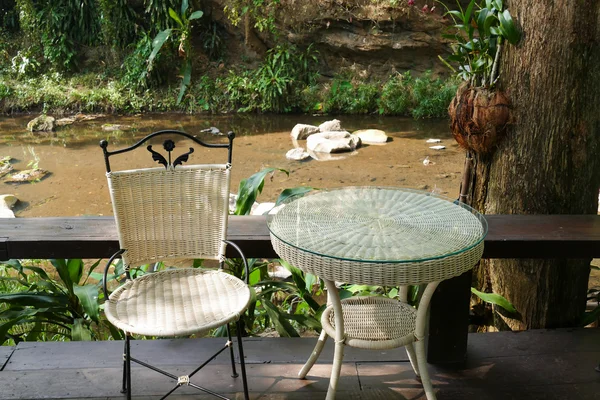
[35,0,102,71]
[10,47,40,77]
[439,0,521,87]
[224,0,281,35]
[252,44,319,113]
[0,259,119,345]
[97,0,138,48]
[410,71,458,119]
[200,20,225,61]
[378,72,413,115]
[121,32,167,90]
[226,168,318,336]
[148,0,204,104]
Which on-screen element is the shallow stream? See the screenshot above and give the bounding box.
[0,113,466,217]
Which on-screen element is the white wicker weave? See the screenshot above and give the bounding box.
[267,187,487,400]
[105,163,251,337]
[107,164,231,268]
[321,296,417,350]
[105,268,251,337]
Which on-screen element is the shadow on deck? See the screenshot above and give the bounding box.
[1,328,599,400]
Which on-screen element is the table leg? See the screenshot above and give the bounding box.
[298,329,328,379]
[324,279,344,400]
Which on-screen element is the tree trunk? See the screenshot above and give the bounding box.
[468,1,600,330]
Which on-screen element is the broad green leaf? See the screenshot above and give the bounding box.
[471,287,517,314]
[181,0,189,16]
[177,59,192,105]
[168,8,183,28]
[51,259,74,294]
[67,259,84,285]
[274,187,313,207]
[388,287,399,298]
[188,11,203,21]
[0,293,69,308]
[283,313,321,330]
[498,10,521,44]
[464,0,476,26]
[445,10,464,23]
[304,273,317,293]
[148,29,172,69]
[72,318,92,341]
[74,284,100,323]
[234,168,289,215]
[261,298,299,337]
[24,265,54,283]
[82,259,102,285]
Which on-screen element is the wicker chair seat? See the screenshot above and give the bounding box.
[105,269,251,337]
[322,296,417,350]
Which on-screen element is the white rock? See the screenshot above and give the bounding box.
[286,148,311,161]
[429,145,446,150]
[251,202,277,215]
[307,131,361,154]
[0,194,18,218]
[318,119,343,132]
[353,129,389,144]
[291,124,319,140]
[426,139,442,143]
[307,149,358,161]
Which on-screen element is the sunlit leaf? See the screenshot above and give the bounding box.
[471,287,517,314]
[274,187,313,207]
[234,168,289,215]
[168,8,183,28]
[148,29,172,70]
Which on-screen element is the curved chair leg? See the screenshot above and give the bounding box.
[415,339,436,400]
[324,279,344,400]
[298,329,329,379]
[406,342,421,377]
[226,324,239,378]
[236,320,250,400]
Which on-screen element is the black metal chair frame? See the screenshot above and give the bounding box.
[100,130,250,400]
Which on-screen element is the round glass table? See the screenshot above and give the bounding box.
[267,187,487,400]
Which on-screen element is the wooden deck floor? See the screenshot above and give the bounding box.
[1,328,600,400]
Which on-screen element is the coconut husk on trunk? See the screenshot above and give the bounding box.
[448,83,511,154]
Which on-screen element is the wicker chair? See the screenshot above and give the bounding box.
[100,130,250,400]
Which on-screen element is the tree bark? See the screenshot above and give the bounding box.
[468,1,600,330]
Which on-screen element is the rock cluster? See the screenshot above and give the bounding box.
[287,119,390,161]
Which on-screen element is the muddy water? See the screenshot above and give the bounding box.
[0,114,466,217]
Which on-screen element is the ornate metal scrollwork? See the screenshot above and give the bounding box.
[147,139,194,169]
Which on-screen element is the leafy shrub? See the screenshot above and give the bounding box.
[323,78,378,114]
[378,71,413,115]
[410,71,458,118]
[0,259,118,345]
[121,32,168,90]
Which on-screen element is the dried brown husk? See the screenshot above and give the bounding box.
[448,83,510,154]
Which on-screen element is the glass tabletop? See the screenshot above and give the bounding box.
[267,186,487,264]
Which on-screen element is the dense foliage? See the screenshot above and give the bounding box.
[0,0,457,118]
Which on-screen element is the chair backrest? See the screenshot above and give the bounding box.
[100,130,235,268]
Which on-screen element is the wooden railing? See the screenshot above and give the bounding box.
[1,215,599,366]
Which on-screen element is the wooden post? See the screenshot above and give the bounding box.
[427,270,472,365]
